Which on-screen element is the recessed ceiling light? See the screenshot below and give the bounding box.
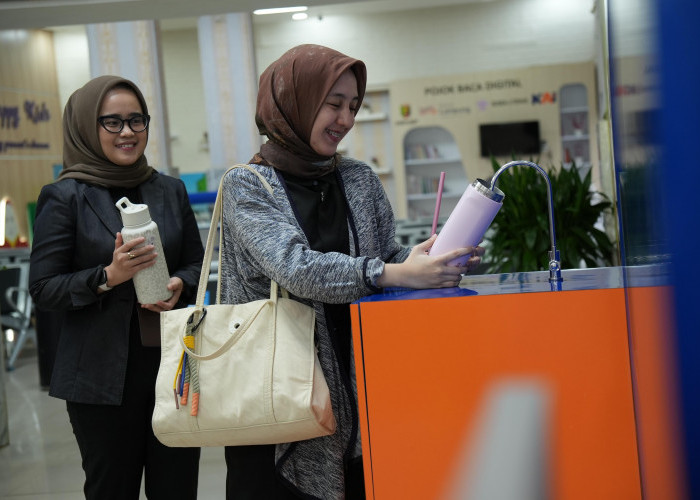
[292,12,308,20]
[253,6,308,15]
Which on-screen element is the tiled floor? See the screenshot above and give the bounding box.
[0,343,227,499]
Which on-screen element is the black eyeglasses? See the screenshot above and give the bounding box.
[98,114,150,133]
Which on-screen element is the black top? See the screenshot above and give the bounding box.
[281,170,354,376]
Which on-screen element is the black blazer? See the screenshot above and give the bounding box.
[29,173,204,405]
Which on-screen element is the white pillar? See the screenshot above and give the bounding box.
[197,13,260,188]
[86,21,172,174]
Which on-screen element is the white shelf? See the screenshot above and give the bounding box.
[402,126,468,221]
[371,167,393,175]
[559,83,590,166]
[562,134,589,141]
[355,112,387,122]
[405,156,462,167]
[560,106,589,114]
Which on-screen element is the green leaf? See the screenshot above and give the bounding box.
[524,227,538,249]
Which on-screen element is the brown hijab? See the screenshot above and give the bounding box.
[59,75,155,188]
[251,44,367,178]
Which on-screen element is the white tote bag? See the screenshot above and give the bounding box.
[152,165,336,447]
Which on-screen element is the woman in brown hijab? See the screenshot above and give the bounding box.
[220,45,484,499]
[29,75,203,499]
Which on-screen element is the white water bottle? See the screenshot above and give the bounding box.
[115,197,172,304]
[429,178,505,266]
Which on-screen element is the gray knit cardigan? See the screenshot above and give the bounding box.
[219,158,410,499]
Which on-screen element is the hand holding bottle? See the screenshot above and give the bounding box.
[377,235,484,289]
[102,233,157,290]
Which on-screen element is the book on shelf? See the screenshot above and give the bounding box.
[406,144,441,160]
[406,174,449,195]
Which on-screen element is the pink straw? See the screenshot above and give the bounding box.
[431,171,446,235]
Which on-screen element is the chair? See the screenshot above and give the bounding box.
[1,262,36,371]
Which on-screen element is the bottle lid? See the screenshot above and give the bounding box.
[115,197,152,226]
[473,178,505,203]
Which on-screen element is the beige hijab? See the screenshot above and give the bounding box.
[59,75,155,188]
[251,44,367,178]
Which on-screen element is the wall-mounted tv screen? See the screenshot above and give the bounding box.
[479,121,541,158]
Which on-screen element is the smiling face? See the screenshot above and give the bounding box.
[97,87,148,166]
[309,69,359,157]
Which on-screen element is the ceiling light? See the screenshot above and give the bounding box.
[253,6,307,15]
[292,12,308,20]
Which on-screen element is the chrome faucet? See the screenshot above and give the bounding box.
[490,160,563,284]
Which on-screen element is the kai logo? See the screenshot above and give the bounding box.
[531,91,557,104]
[400,104,411,118]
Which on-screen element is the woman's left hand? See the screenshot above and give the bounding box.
[141,277,183,312]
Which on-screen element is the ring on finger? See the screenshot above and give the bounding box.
[128,252,136,260]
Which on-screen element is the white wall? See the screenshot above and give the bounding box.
[159,28,210,175]
[253,0,596,87]
[51,25,90,112]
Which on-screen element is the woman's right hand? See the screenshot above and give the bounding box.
[377,234,483,289]
[102,232,157,289]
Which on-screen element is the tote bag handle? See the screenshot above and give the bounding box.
[178,299,267,361]
[195,164,276,308]
[181,164,290,361]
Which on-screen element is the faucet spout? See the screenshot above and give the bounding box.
[490,160,563,283]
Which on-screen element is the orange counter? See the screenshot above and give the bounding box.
[351,267,684,500]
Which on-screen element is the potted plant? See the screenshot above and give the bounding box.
[481,158,616,273]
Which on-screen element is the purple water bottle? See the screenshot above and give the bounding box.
[428,178,504,266]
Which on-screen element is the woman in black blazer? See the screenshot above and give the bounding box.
[29,75,203,499]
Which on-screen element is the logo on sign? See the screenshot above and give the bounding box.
[531,92,557,104]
